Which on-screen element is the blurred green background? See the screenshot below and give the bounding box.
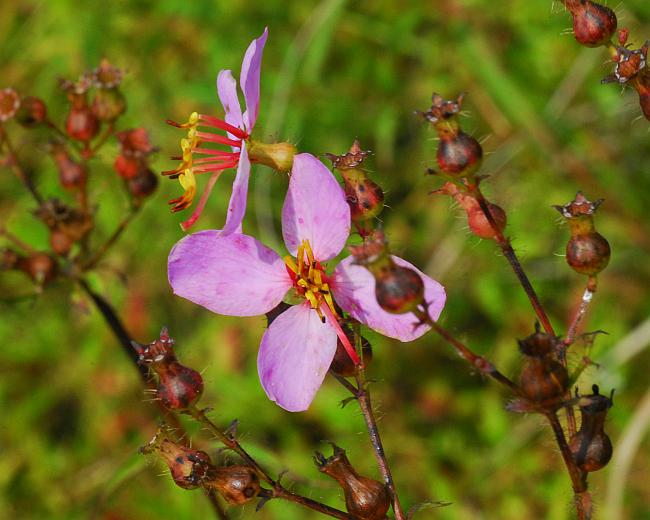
[1,0,650,518]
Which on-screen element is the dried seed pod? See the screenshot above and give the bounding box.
[50,143,87,190]
[204,466,261,505]
[63,82,100,142]
[315,445,390,520]
[17,252,57,285]
[127,167,158,199]
[569,385,613,472]
[0,88,21,122]
[565,0,617,48]
[132,328,203,410]
[517,325,568,409]
[140,427,212,489]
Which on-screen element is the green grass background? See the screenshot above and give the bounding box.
[1,0,650,518]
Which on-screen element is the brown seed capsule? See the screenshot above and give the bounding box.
[330,329,373,377]
[518,325,568,409]
[419,94,482,179]
[132,328,203,410]
[140,427,212,489]
[565,0,617,48]
[315,445,390,520]
[116,127,155,157]
[34,198,94,253]
[49,229,74,256]
[17,252,57,285]
[15,96,47,127]
[50,144,87,190]
[204,466,261,505]
[92,88,126,122]
[555,192,610,276]
[128,167,158,199]
[569,385,613,472]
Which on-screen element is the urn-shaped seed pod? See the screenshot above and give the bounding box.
[569,385,614,472]
[140,427,212,489]
[17,253,58,286]
[349,231,424,314]
[327,139,385,222]
[132,328,203,410]
[127,167,158,199]
[204,465,261,505]
[50,144,88,190]
[65,94,100,142]
[565,0,617,47]
[555,192,610,276]
[315,445,390,520]
[419,94,482,179]
[517,325,568,409]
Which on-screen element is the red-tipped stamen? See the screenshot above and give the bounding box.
[192,160,240,174]
[198,114,249,140]
[165,119,186,128]
[195,131,242,148]
[180,171,225,231]
[191,148,240,158]
[322,306,360,365]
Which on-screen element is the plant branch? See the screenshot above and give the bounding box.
[0,123,44,204]
[470,185,556,336]
[188,407,351,519]
[81,205,138,270]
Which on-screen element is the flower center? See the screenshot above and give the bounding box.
[284,240,338,323]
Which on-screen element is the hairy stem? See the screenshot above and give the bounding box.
[471,186,556,336]
[189,407,351,519]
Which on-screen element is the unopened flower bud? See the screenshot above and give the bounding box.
[50,144,87,190]
[16,96,47,127]
[555,192,610,276]
[330,328,373,377]
[419,94,482,179]
[517,325,568,409]
[17,252,57,285]
[350,231,425,314]
[569,384,613,472]
[315,445,390,520]
[127,167,158,199]
[564,0,617,47]
[204,465,261,505]
[141,427,212,489]
[132,328,203,410]
[0,88,21,122]
[247,140,297,173]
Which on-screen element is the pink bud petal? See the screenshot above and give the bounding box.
[240,28,268,132]
[220,142,250,235]
[216,69,245,138]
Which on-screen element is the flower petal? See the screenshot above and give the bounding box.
[332,255,446,342]
[216,69,244,137]
[220,141,250,235]
[282,153,350,261]
[240,27,268,132]
[258,303,338,412]
[168,231,291,316]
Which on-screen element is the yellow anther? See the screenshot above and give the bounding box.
[303,240,315,264]
[313,268,322,286]
[305,290,320,310]
[188,111,199,125]
[284,256,298,274]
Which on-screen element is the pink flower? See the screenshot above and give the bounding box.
[164,28,268,232]
[168,154,446,412]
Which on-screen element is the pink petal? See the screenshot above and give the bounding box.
[216,69,244,137]
[220,141,250,235]
[258,303,338,412]
[168,231,292,317]
[282,153,350,261]
[240,27,268,132]
[332,255,446,342]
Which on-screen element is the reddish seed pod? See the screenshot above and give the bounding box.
[114,154,140,179]
[517,326,568,409]
[17,253,57,285]
[330,330,373,377]
[566,232,610,276]
[51,145,87,190]
[436,130,483,178]
[344,177,385,222]
[128,167,158,199]
[204,466,261,505]
[569,385,613,472]
[116,127,155,157]
[15,96,47,127]
[65,92,100,142]
[565,0,617,48]
[141,428,212,489]
[466,203,507,239]
[375,263,425,314]
[315,445,390,520]
[132,328,203,410]
[49,229,74,256]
